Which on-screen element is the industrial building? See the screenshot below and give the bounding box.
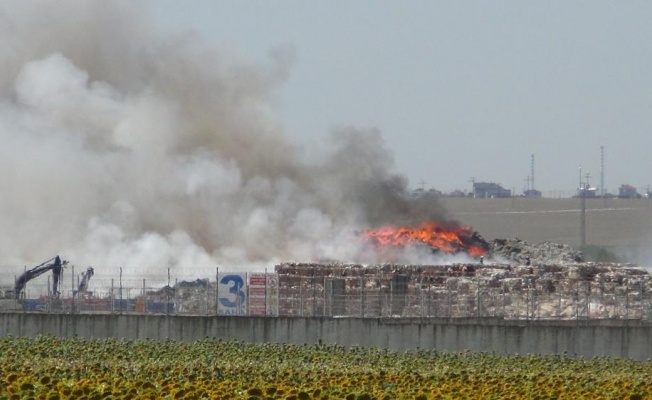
[473,182,511,198]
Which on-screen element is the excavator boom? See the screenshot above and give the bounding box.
[14,256,68,299]
[75,267,94,297]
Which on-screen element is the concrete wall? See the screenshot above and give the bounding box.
[1,313,652,360]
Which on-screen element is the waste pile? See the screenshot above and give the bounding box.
[274,255,651,319]
[490,238,584,265]
[142,279,214,314]
[132,239,650,319]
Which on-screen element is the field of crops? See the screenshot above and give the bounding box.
[0,335,651,400]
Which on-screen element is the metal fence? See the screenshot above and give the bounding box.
[2,265,652,320]
[275,274,652,320]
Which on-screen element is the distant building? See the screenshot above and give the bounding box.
[447,189,467,198]
[473,182,511,198]
[618,184,641,199]
[410,188,425,198]
[410,188,442,199]
[578,186,598,198]
[523,189,542,198]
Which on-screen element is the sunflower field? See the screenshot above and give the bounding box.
[0,335,650,399]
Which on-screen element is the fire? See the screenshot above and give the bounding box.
[360,221,488,257]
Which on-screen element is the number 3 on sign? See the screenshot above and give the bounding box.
[219,274,246,310]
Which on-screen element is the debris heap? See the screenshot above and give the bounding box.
[274,258,651,319]
[490,238,584,265]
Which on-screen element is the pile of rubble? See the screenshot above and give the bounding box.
[131,237,645,318]
[490,238,584,265]
[274,258,652,319]
[143,279,213,314]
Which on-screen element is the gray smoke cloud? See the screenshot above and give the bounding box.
[0,1,449,276]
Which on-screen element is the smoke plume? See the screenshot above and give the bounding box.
[0,2,449,276]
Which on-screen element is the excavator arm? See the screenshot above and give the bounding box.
[75,267,94,297]
[14,256,68,299]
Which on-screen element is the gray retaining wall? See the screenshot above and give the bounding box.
[1,313,651,360]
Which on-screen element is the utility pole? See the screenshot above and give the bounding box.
[600,145,605,197]
[531,154,535,192]
[584,172,591,188]
[579,167,586,250]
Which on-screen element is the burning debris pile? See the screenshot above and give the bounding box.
[359,221,490,262]
[357,221,585,267]
[123,216,634,318]
[119,235,647,319]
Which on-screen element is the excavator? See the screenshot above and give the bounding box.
[74,267,94,298]
[13,256,68,300]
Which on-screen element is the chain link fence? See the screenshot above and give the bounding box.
[275,274,652,320]
[1,263,651,320]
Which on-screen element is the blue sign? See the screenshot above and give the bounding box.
[218,273,247,315]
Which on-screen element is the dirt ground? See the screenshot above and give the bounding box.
[440,197,652,265]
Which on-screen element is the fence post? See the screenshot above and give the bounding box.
[446,282,450,318]
[575,282,579,321]
[378,278,383,318]
[119,267,123,314]
[141,278,146,314]
[111,279,114,313]
[215,267,220,315]
[46,276,50,313]
[389,279,393,317]
[641,281,645,320]
[476,277,480,318]
[502,282,506,318]
[625,278,629,319]
[533,280,538,319]
[312,272,316,317]
[426,281,430,318]
[14,273,18,308]
[299,277,303,317]
[533,281,537,319]
[525,279,529,321]
[404,278,408,318]
[69,265,74,314]
[360,276,364,317]
[420,281,425,319]
[323,277,327,317]
[205,277,209,315]
[264,268,268,317]
[558,283,562,318]
[586,282,590,319]
[241,273,245,316]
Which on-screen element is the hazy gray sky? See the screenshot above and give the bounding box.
[0,0,650,272]
[150,1,652,196]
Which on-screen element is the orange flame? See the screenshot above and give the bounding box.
[360,221,488,257]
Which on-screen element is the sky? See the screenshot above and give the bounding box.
[150,1,652,196]
[0,1,651,274]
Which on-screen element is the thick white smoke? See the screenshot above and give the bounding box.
[0,2,449,279]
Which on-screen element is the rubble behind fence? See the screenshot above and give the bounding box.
[1,262,651,320]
